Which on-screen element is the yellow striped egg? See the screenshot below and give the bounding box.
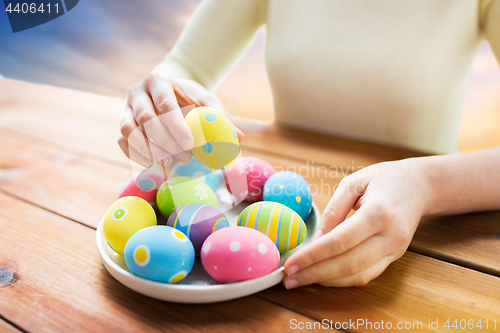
[237,201,307,253]
[185,107,240,170]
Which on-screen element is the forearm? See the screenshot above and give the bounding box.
[420,146,500,215]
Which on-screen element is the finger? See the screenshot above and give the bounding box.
[199,91,226,111]
[120,105,149,159]
[121,106,173,165]
[130,91,190,162]
[118,136,152,167]
[284,205,383,275]
[141,115,191,163]
[129,88,166,132]
[176,78,223,110]
[174,79,245,143]
[121,106,156,162]
[173,84,203,108]
[174,151,192,164]
[118,135,172,167]
[313,175,369,241]
[317,255,394,287]
[235,126,245,142]
[283,235,387,289]
[148,80,194,151]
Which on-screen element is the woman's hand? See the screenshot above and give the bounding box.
[283,158,432,288]
[118,67,244,167]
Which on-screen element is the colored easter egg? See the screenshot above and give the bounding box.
[171,156,222,191]
[124,225,195,283]
[201,226,280,283]
[237,201,307,253]
[185,107,240,170]
[156,176,218,219]
[103,196,157,255]
[167,203,230,255]
[263,171,312,220]
[225,156,276,202]
[118,171,166,209]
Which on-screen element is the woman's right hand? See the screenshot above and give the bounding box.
[118,68,244,167]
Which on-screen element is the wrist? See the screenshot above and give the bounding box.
[416,153,475,216]
[412,155,446,216]
[157,55,199,83]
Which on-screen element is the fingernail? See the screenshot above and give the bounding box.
[177,151,191,163]
[312,229,324,241]
[285,278,299,290]
[287,265,299,276]
[157,156,170,166]
[140,158,152,168]
[181,137,193,150]
[236,130,245,142]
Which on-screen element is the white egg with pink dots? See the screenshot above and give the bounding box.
[201,226,280,283]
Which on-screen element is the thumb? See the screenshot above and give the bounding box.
[173,79,245,142]
[234,126,245,143]
[314,175,368,241]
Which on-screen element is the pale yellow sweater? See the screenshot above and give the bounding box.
[163,0,500,154]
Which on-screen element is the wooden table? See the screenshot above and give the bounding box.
[1,78,499,333]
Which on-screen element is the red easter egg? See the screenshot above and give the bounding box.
[118,171,166,207]
[225,156,276,202]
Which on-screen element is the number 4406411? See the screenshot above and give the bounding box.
[444,319,497,330]
[5,3,59,14]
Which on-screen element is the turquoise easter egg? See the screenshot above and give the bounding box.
[263,171,312,219]
[237,201,307,253]
[171,156,222,191]
[156,176,218,219]
[124,225,195,283]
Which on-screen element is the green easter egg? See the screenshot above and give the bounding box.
[157,176,219,219]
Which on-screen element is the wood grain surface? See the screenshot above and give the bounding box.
[0,192,331,333]
[260,251,500,331]
[2,130,499,278]
[0,319,23,333]
[0,78,424,170]
[1,181,499,333]
[1,78,500,332]
[0,79,498,277]
[0,133,339,228]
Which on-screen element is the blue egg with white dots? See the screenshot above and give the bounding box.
[171,156,222,191]
[124,225,195,283]
[263,171,312,220]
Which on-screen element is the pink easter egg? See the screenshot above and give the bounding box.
[118,171,166,207]
[201,226,280,283]
[225,156,276,202]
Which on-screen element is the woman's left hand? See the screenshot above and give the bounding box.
[283,158,432,288]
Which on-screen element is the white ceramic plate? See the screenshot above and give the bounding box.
[96,199,319,303]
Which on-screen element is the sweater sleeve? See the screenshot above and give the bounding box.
[159,0,267,91]
[481,0,500,64]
